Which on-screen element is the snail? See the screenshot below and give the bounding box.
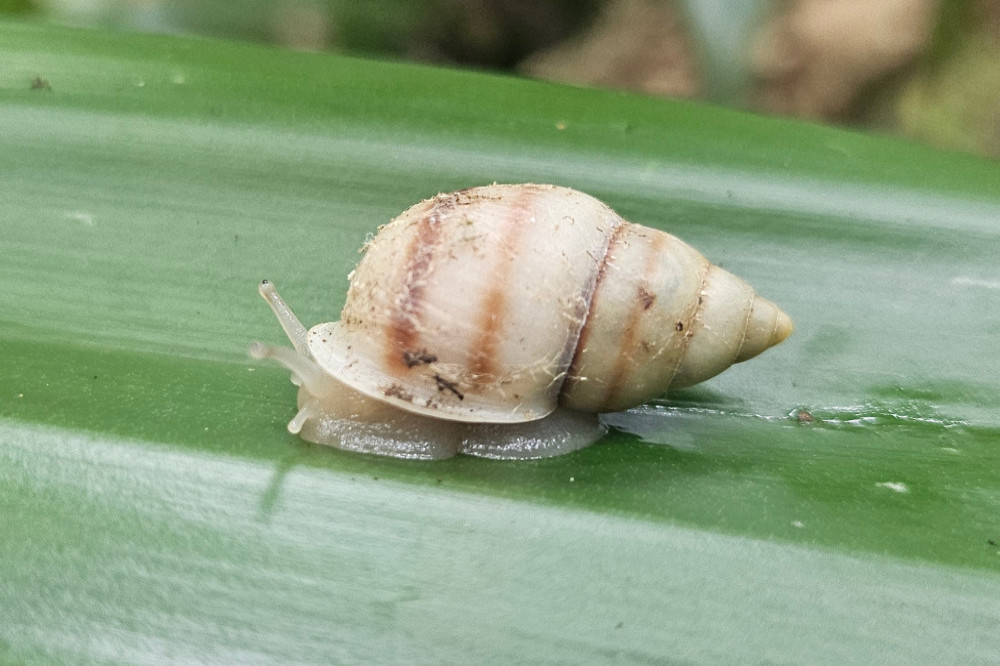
[251,183,793,460]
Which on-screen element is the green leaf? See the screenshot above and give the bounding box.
[3,20,999,664]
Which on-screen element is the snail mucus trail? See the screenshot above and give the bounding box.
[251,184,793,460]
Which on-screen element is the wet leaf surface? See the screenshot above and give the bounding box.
[2,20,999,664]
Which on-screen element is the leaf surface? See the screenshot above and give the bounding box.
[2,21,999,664]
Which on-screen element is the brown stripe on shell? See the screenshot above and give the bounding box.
[660,256,712,389]
[385,194,455,373]
[467,187,536,378]
[565,220,630,383]
[597,228,670,407]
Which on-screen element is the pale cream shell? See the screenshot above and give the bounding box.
[307,184,791,423]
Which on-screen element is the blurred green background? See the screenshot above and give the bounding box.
[6,0,1000,158]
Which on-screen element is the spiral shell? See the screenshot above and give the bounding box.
[304,183,792,424]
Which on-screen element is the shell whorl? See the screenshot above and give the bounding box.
[308,184,791,423]
[558,222,791,412]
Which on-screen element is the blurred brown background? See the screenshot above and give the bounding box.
[6,0,999,158]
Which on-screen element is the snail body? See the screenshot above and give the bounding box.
[252,184,792,459]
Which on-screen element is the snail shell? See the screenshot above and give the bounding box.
[252,184,792,460]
